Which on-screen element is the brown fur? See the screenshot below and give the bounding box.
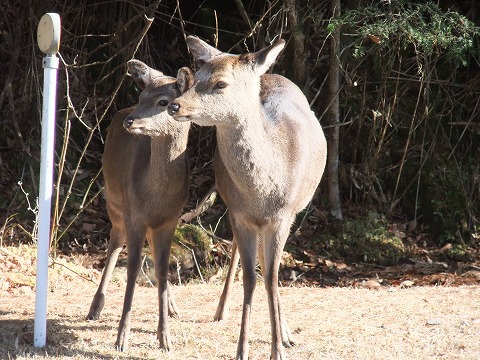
[169,37,327,359]
[86,60,192,352]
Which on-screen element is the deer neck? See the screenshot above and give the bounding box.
[215,103,286,198]
[147,122,189,186]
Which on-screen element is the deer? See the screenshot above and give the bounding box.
[168,36,327,359]
[86,59,194,352]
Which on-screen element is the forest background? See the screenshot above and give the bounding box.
[1,0,480,283]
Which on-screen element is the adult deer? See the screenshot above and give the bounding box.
[86,59,194,352]
[169,36,327,359]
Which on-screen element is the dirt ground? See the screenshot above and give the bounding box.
[2,246,480,360]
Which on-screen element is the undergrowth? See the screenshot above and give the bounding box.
[330,0,479,66]
[0,0,479,263]
[318,212,408,266]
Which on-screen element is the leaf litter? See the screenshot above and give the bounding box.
[2,245,480,359]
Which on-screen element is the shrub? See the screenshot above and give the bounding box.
[319,212,408,266]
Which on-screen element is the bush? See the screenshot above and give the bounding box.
[319,212,408,266]
[331,0,478,66]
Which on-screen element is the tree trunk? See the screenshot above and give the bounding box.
[326,0,343,221]
[284,0,306,88]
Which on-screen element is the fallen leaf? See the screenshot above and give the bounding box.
[361,279,382,289]
[399,280,415,288]
[324,259,334,268]
[438,243,452,253]
[462,270,480,279]
[368,34,381,44]
[18,285,33,295]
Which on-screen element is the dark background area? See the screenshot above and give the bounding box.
[1,0,479,279]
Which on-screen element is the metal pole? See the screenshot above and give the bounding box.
[35,13,61,348]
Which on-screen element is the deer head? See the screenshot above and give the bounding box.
[124,59,194,136]
[168,36,285,127]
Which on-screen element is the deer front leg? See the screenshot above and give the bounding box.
[147,237,179,320]
[262,224,291,360]
[150,222,177,352]
[231,222,258,360]
[115,226,145,352]
[258,241,295,350]
[214,238,240,321]
[87,224,124,320]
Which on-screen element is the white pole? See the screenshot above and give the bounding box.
[35,13,61,348]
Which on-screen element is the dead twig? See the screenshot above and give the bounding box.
[179,186,217,225]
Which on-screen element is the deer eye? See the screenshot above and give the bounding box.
[214,81,227,90]
[157,99,169,107]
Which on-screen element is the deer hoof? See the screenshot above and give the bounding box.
[270,347,287,360]
[281,323,296,348]
[115,341,128,352]
[213,309,229,322]
[86,294,105,320]
[115,326,129,352]
[157,331,172,352]
[168,303,179,319]
[86,311,100,321]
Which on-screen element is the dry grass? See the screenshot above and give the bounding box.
[1,246,480,359]
[2,251,480,360]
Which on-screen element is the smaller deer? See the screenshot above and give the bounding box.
[86,60,194,352]
[169,36,327,359]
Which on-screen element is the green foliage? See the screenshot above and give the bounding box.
[319,212,408,266]
[445,244,473,262]
[333,1,480,247]
[331,0,479,66]
[411,125,475,248]
[171,224,212,266]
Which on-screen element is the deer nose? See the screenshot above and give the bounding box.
[168,103,180,116]
[124,116,134,129]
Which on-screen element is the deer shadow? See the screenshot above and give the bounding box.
[0,316,150,360]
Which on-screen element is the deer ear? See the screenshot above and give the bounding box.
[177,67,194,94]
[242,39,285,75]
[127,60,164,90]
[186,36,222,67]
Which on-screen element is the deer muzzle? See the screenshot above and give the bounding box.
[123,116,135,129]
[167,103,180,116]
[123,115,145,134]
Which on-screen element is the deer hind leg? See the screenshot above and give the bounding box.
[149,220,177,352]
[261,220,294,360]
[87,223,125,320]
[277,293,295,348]
[115,223,146,352]
[167,281,179,318]
[231,220,258,360]
[214,237,240,321]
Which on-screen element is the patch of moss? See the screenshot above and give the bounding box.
[169,224,212,278]
[318,212,408,266]
[445,244,473,262]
